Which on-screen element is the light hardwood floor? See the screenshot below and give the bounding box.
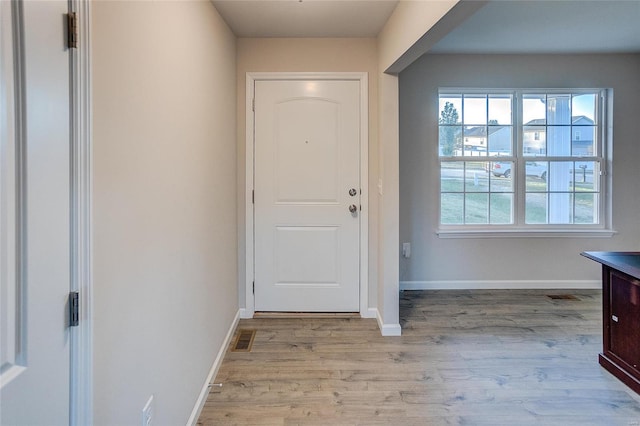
[198,290,640,425]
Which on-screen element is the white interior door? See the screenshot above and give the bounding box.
[1,1,72,424]
[254,80,361,312]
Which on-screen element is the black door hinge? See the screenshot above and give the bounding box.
[253,281,255,295]
[69,291,79,327]
[67,12,78,49]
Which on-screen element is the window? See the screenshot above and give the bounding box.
[438,90,609,235]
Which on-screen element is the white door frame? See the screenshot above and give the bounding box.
[243,72,369,318]
[69,0,93,424]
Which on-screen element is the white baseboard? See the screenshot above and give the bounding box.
[239,307,253,319]
[372,308,402,336]
[187,310,240,426]
[400,280,601,291]
[362,307,377,319]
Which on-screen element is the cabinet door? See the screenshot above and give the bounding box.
[610,271,640,371]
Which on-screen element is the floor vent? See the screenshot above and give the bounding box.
[547,294,579,300]
[231,329,256,352]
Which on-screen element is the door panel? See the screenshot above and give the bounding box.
[274,99,339,203]
[1,1,71,424]
[275,226,339,285]
[254,80,360,312]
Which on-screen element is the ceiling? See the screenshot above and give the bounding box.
[429,0,640,54]
[211,0,399,38]
[212,0,640,54]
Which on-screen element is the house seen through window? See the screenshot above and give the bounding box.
[438,90,607,230]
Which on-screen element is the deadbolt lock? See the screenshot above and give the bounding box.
[349,188,357,197]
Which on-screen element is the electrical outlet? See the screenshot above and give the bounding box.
[402,242,411,258]
[142,395,154,426]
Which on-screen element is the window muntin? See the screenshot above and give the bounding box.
[440,161,514,225]
[439,90,606,230]
[439,93,513,157]
[522,93,598,157]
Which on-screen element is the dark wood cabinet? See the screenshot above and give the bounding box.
[582,251,640,394]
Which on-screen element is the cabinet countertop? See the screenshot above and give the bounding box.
[581,251,640,280]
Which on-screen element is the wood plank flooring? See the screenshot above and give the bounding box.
[197,290,640,425]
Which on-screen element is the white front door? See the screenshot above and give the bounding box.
[1,1,72,424]
[254,80,361,312]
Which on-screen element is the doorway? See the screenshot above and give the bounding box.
[245,73,369,316]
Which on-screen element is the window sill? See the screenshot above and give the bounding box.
[436,228,617,239]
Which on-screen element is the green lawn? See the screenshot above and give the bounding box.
[441,172,597,225]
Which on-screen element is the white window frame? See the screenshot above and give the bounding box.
[437,88,615,238]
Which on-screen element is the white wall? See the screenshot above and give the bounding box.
[378,0,458,71]
[375,1,459,334]
[399,54,640,288]
[376,72,401,333]
[92,1,237,424]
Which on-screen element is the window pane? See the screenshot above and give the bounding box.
[439,125,462,156]
[488,95,512,125]
[488,160,513,179]
[490,168,513,192]
[463,126,487,156]
[525,161,548,191]
[463,95,487,125]
[523,94,546,125]
[574,193,597,224]
[523,126,546,155]
[441,162,464,192]
[441,193,463,224]
[465,193,488,224]
[572,94,597,123]
[548,161,573,191]
[525,161,547,181]
[547,126,571,156]
[439,95,462,125]
[547,94,571,125]
[573,161,598,191]
[526,193,547,224]
[488,125,512,156]
[464,126,487,157]
[490,193,513,224]
[465,162,489,192]
[549,192,572,224]
[572,125,596,156]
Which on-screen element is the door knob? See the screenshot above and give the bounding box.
[349,188,357,196]
[349,204,358,213]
